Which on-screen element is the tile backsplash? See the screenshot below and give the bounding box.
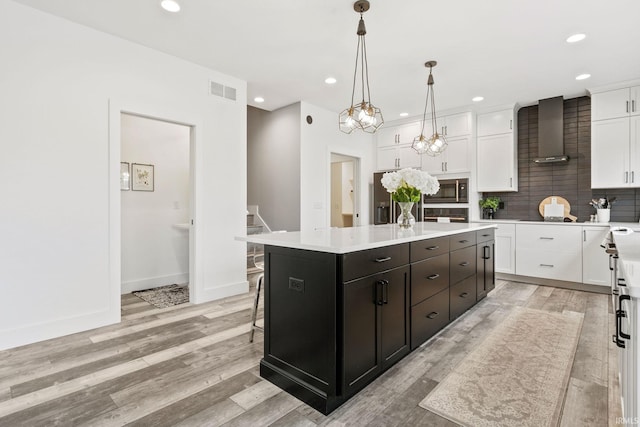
[483,96,639,223]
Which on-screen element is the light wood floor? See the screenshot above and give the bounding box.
[0,280,622,426]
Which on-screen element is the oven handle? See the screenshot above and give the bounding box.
[455,180,459,202]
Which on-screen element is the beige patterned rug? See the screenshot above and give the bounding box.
[419,307,584,427]
[132,284,189,308]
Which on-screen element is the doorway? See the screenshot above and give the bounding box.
[120,113,193,302]
[330,153,359,228]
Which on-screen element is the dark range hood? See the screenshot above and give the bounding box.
[534,96,569,163]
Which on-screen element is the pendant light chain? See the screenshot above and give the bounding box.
[412,61,448,156]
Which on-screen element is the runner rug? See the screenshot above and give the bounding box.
[419,307,584,427]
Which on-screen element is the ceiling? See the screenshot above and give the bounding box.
[12,0,640,119]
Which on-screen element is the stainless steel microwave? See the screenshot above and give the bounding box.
[424,178,468,203]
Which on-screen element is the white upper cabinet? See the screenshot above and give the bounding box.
[477,109,514,136]
[592,86,640,121]
[376,121,421,148]
[421,135,470,175]
[476,107,518,192]
[591,84,640,188]
[438,112,472,138]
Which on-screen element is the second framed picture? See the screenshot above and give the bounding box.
[131,163,154,191]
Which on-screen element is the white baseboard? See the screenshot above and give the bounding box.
[121,273,189,294]
[193,280,249,304]
[0,307,119,351]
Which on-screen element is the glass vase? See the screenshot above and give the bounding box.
[397,202,415,229]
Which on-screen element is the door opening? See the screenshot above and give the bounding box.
[120,113,193,303]
[330,153,360,228]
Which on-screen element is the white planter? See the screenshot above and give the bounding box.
[597,208,610,223]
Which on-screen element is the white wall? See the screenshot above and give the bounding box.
[247,104,301,231]
[300,102,374,231]
[121,114,190,293]
[0,1,247,350]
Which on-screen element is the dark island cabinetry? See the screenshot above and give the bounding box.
[258,227,495,415]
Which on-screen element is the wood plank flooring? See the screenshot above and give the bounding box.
[0,280,623,426]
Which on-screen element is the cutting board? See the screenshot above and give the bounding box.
[538,196,577,222]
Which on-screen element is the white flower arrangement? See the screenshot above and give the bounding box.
[381,168,440,202]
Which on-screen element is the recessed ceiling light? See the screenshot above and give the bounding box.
[566,33,586,43]
[399,112,409,117]
[576,73,591,81]
[161,0,181,12]
[325,77,337,85]
[254,97,265,103]
[472,96,484,102]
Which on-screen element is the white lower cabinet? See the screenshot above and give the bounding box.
[515,224,582,283]
[495,223,516,274]
[582,227,611,286]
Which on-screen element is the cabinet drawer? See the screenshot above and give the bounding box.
[476,229,495,244]
[515,224,581,253]
[515,249,582,283]
[411,253,449,305]
[450,245,477,285]
[449,231,476,251]
[450,275,476,320]
[342,244,410,282]
[410,288,449,350]
[410,236,450,262]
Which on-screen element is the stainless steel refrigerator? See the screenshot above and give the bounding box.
[373,171,422,224]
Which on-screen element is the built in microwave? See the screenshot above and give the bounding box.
[424,178,468,203]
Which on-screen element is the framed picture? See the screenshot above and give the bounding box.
[131,163,154,191]
[120,162,130,191]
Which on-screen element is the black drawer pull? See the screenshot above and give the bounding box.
[481,234,490,237]
[458,240,469,243]
[540,264,554,268]
[427,274,440,280]
[459,261,469,267]
[619,278,627,287]
[620,295,631,340]
[426,312,439,319]
[460,292,469,298]
[426,245,439,251]
[374,256,392,263]
[540,237,554,240]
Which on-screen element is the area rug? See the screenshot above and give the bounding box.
[419,307,584,427]
[132,284,189,308]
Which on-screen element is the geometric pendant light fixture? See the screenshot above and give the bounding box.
[412,61,447,156]
[339,0,384,134]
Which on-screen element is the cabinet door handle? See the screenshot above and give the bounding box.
[633,171,635,183]
[619,294,631,340]
[375,280,384,305]
[459,239,469,243]
[609,254,614,271]
[483,245,489,260]
[382,279,389,305]
[427,274,440,280]
[539,237,554,240]
[540,264,554,267]
[618,278,627,287]
[441,162,444,172]
[583,230,586,242]
[426,311,439,319]
[627,101,630,113]
[509,119,513,130]
[633,100,636,112]
[460,292,469,298]
[445,162,448,172]
[426,245,439,251]
[625,171,629,183]
[459,261,470,267]
[374,256,392,263]
[509,177,513,187]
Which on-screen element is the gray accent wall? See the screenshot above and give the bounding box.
[247,104,301,231]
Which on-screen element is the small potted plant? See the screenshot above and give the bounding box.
[479,196,501,220]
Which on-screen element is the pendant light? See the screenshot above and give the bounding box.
[412,61,447,156]
[339,0,384,134]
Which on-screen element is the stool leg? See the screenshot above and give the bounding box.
[249,274,263,343]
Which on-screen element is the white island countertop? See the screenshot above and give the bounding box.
[237,222,496,254]
[612,224,640,298]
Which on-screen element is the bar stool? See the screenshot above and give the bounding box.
[249,250,264,343]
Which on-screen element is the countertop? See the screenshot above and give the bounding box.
[611,224,640,298]
[237,222,496,254]
[472,219,611,227]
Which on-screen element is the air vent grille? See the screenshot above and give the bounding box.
[209,80,237,102]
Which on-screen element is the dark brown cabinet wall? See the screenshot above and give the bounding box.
[260,228,495,415]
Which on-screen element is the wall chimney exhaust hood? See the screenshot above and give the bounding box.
[534,96,569,163]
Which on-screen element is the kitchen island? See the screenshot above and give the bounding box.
[239,222,496,414]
